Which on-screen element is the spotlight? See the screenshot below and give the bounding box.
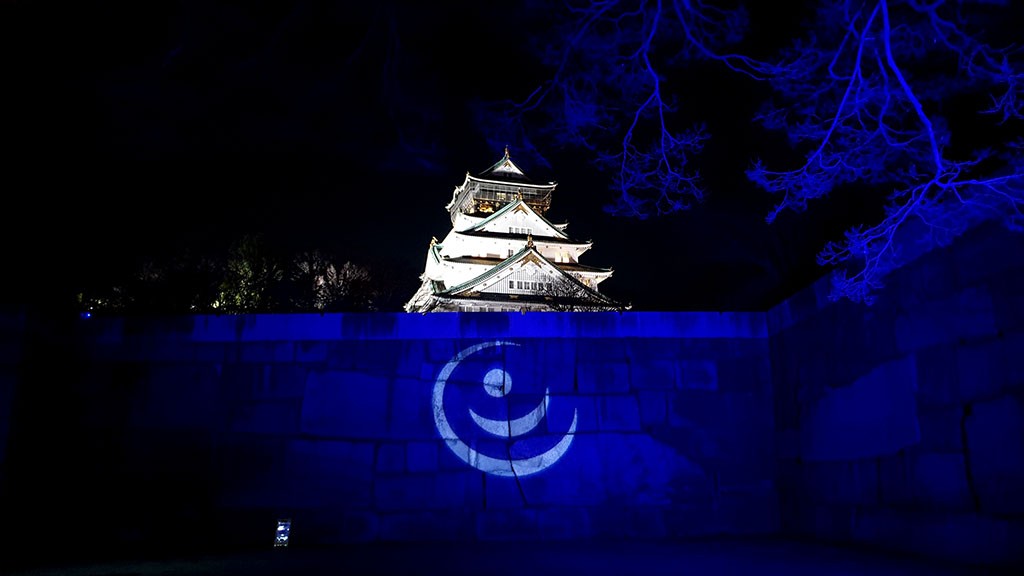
[274,519,291,547]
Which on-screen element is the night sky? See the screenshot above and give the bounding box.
[1,1,984,311]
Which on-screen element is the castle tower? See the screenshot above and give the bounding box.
[404,148,628,313]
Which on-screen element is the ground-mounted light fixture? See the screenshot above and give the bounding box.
[274,519,291,547]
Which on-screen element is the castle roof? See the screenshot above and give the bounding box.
[475,145,535,184]
[436,243,622,309]
[464,197,570,240]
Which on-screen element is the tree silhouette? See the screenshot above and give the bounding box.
[478,0,1024,304]
[212,234,284,313]
[288,251,381,312]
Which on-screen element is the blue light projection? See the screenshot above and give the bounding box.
[432,341,578,477]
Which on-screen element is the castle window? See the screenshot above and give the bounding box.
[509,280,514,289]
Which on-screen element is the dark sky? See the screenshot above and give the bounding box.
[1,1,950,311]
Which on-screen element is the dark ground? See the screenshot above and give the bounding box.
[5,537,1019,576]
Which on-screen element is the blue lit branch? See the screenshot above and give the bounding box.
[479,0,1023,304]
[475,0,777,217]
[748,0,1024,303]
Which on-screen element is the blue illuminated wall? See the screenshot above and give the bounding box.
[769,220,1024,567]
[0,310,775,555]
[1,221,1022,569]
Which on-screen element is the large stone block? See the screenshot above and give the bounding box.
[636,390,669,428]
[374,471,483,511]
[772,372,801,432]
[714,483,780,535]
[294,340,329,363]
[597,395,641,432]
[217,364,260,403]
[426,339,459,363]
[892,245,961,308]
[800,356,920,461]
[509,439,606,507]
[801,460,879,506]
[350,341,404,376]
[878,450,974,511]
[596,433,708,506]
[390,341,426,379]
[575,339,628,363]
[895,287,997,353]
[956,339,1009,402]
[629,360,678,391]
[716,355,770,396]
[261,365,310,399]
[953,221,1024,288]
[283,439,375,508]
[484,474,532,509]
[667,396,755,462]
[300,370,389,439]
[457,311,511,338]
[910,452,975,510]
[239,342,295,363]
[834,306,901,385]
[877,451,912,506]
[678,360,718,391]
[375,443,404,473]
[406,441,438,473]
[322,341,353,370]
[915,343,961,406]
[917,405,964,453]
[340,313,397,340]
[965,394,1024,515]
[388,377,435,440]
[852,508,1024,567]
[626,339,682,363]
[576,361,630,394]
[129,365,221,430]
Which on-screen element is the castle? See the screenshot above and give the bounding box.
[404,148,627,312]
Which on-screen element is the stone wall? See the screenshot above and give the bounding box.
[4,222,1023,569]
[0,311,776,559]
[768,221,1024,567]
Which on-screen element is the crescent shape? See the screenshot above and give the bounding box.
[433,341,578,477]
[469,391,549,437]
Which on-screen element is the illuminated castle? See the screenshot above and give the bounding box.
[404,147,627,313]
